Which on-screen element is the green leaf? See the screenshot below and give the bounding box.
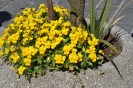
[56,50,63,55]
[87,61,93,66]
[81,61,85,68]
[98,61,102,65]
[64,59,69,69]
[33,32,38,38]
[37,55,43,60]
[38,59,42,64]
[99,39,120,55]
[97,0,112,38]
[74,65,79,70]
[52,61,55,67]
[89,0,96,35]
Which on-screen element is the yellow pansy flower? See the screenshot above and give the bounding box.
[0,38,4,48]
[24,58,31,66]
[5,48,9,54]
[89,53,97,62]
[18,66,26,75]
[69,53,78,63]
[0,51,4,58]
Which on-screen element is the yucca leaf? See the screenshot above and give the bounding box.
[97,0,112,38]
[102,0,133,39]
[99,39,120,55]
[89,0,96,36]
[101,15,124,39]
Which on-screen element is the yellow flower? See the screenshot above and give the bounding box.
[69,53,78,63]
[89,53,97,62]
[62,28,69,35]
[63,45,71,55]
[78,52,83,62]
[35,40,41,48]
[18,66,26,75]
[92,37,99,46]
[5,48,9,54]
[71,48,77,53]
[29,22,36,29]
[22,47,29,56]
[10,46,16,52]
[88,36,98,46]
[82,47,86,52]
[98,50,104,55]
[91,34,95,38]
[32,48,38,56]
[69,66,74,71]
[51,42,58,49]
[39,45,46,54]
[71,40,78,45]
[45,41,51,49]
[63,21,71,27]
[54,54,66,64]
[71,26,76,33]
[41,36,48,44]
[39,3,45,9]
[58,17,63,24]
[24,58,31,66]
[55,37,63,44]
[89,46,96,53]
[0,51,4,57]
[11,33,19,44]
[69,33,77,40]
[10,53,20,63]
[82,31,88,41]
[0,38,4,48]
[49,31,55,40]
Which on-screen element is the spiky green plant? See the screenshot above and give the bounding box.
[68,0,133,55]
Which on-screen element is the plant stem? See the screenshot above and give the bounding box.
[47,0,55,20]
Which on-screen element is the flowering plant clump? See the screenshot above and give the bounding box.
[0,4,104,78]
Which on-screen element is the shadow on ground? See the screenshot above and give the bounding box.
[0,11,12,27]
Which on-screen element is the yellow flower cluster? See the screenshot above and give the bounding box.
[10,53,20,63]
[0,3,104,76]
[54,54,66,64]
[87,34,99,62]
[18,66,26,75]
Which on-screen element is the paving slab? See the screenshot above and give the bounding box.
[0,0,37,27]
[0,0,14,10]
